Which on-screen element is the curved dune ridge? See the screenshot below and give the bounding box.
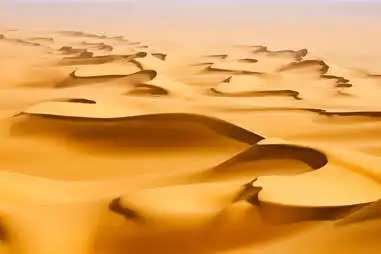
[134,72,199,98]
[212,144,328,172]
[1,27,381,254]
[29,37,54,42]
[13,104,264,144]
[152,53,167,61]
[59,46,95,60]
[210,75,302,100]
[57,30,109,39]
[81,41,114,52]
[59,46,88,55]
[238,46,307,59]
[128,83,169,96]
[210,75,303,100]
[55,57,147,87]
[55,57,167,89]
[202,47,310,74]
[211,87,301,100]
[57,54,132,66]
[278,60,330,74]
[1,34,41,47]
[71,61,141,78]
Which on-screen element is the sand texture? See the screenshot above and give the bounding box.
[0,22,381,254]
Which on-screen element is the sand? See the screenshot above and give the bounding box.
[1,1,381,253]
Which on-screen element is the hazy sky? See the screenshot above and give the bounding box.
[2,0,381,31]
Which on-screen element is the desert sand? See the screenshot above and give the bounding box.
[1,1,381,254]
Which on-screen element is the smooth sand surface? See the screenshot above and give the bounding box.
[1,4,381,253]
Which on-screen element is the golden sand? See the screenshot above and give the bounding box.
[0,22,381,254]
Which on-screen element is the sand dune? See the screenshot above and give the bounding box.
[152,53,167,61]
[63,50,94,59]
[203,47,309,74]
[59,46,91,56]
[71,61,141,78]
[29,37,54,42]
[13,109,262,144]
[57,30,108,39]
[58,54,132,66]
[54,59,143,87]
[211,88,301,100]
[0,24,380,254]
[80,41,114,52]
[136,72,201,99]
[278,60,329,74]
[1,36,41,47]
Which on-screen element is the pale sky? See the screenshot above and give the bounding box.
[2,0,380,31]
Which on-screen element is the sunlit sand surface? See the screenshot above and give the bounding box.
[0,1,381,253]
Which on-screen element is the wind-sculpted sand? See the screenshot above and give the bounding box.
[0,27,380,254]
